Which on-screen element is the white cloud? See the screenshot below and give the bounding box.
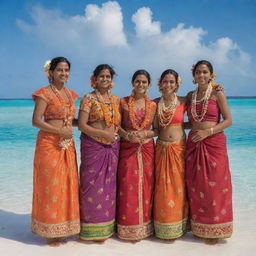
[16,1,253,96]
[132,7,161,37]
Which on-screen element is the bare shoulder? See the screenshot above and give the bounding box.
[177,96,187,104]
[153,97,160,104]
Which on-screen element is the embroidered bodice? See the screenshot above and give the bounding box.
[32,86,78,121]
[80,92,120,123]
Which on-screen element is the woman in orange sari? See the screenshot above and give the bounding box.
[154,69,188,239]
[186,60,233,244]
[32,57,80,246]
[117,70,157,241]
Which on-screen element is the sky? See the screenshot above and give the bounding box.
[1,0,256,98]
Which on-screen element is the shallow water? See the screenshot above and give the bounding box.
[0,98,255,212]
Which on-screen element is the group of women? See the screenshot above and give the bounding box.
[31,57,233,246]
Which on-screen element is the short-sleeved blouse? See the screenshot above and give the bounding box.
[32,86,78,121]
[79,92,120,144]
[80,92,120,122]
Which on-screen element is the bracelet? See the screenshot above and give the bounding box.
[144,130,148,138]
[210,127,214,135]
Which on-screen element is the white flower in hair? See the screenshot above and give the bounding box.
[44,60,51,76]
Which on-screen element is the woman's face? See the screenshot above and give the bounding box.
[50,62,70,84]
[194,64,211,86]
[95,69,112,90]
[160,73,178,95]
[132,74,149,95]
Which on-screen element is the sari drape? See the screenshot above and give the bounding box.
[154,139,188,239]
[31,131,80,238]
[117,139,154,240]
[185,131,233,238]
[79,134,119,240]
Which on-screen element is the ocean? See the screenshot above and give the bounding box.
[0,98,255,214]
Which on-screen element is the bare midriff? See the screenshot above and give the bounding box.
[87,120,116,132]
[191,121,217,131]
[45,119,73,128]
[159,124,185,142]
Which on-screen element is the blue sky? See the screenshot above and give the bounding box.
[1,0,255,98]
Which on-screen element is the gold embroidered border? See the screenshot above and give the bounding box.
[154,218,187,239]
[191,220,233,239]
[137,146,144,225]
[117,221,153,240]
[80,220,115,240]
[31,218,80,238]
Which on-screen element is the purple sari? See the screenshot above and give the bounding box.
[79,134,119,240]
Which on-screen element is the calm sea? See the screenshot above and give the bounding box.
[0,98,255,213]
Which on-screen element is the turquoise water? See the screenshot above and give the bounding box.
[0,98,255,212]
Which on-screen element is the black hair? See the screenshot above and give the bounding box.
[131,69,151,84]
[192,60,213,76]
[159,69,179,84]
[49,57,71,71]
[93,64,116,78]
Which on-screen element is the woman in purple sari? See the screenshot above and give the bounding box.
[78,64,120,241]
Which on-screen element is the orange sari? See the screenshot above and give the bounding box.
[154,103,188,239]
[31,86,80,238]
[154,139,188,239]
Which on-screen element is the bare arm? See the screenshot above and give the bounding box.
[211,91,232,133]
[32,97,72,138]
[78,110,117,142]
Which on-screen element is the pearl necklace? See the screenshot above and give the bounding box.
[191,83,212,122]
[158,93,178,128]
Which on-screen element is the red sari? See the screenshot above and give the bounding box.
[117,96,156,240]
[186,99,233,238]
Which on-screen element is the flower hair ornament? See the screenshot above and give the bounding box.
[44,60,51,78]
[90,75,114,89]
[90,75,96,88]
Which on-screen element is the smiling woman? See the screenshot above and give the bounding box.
[117,70,157,241]
[31,57,80,246]
[78,64,121,242]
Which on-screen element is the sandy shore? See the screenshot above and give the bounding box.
[0,208,255,256]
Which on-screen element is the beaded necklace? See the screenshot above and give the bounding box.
[191,83,212,122]
[95,89,120,128]
[50,84,74,150]
[128,94,151,130]
[158,93,178,127]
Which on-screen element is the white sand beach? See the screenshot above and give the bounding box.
[0,208,255,256]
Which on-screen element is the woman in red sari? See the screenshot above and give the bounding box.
[117,70,157,241]
[186,60,233,244]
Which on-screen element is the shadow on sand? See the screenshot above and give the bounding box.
[0,209,44,245]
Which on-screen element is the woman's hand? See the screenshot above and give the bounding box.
[191,129,211,142]
[59,126,73,139]
[125,131,140,143]
[133,130,148,140]
[102,130,118,143]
